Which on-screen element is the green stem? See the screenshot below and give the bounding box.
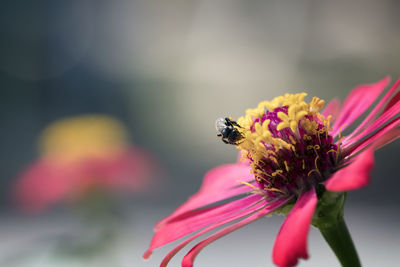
[319,218,361,267]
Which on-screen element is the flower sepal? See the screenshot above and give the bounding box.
[312,185,346,229]
[272,202,295,217]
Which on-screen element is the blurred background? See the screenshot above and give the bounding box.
[0,0,399,266]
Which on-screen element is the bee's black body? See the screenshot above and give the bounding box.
[215,117,244,145]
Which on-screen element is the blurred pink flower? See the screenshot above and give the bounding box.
[144,77,400,267]
[13,115,156,213]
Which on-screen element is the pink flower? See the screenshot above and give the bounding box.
[13,115,156,213]
[144,77,400,267]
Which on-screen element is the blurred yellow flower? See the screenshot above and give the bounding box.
[14,115,156,213]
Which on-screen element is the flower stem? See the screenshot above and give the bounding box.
[319,218,361,267]
[312,188,361,266]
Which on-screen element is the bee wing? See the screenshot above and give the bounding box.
[215,117,226,132]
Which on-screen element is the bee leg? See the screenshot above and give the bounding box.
[225,117,242,128]
[224,117,232,126]
[222,139,230,144]
[235,139,245,145]
[230,120,242,128]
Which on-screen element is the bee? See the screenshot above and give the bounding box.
[215,117,244,145]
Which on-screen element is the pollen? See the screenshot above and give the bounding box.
[232,93,338,197]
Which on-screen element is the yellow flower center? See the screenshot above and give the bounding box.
[39,115,128,163]
[233,93,336,196]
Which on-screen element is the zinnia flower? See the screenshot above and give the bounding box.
[144,77,400,267]
[14,115,155,213]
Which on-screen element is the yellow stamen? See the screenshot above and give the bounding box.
[336,124,347,161]
[326,149,337,155]
[308,169,318,177]
[307,155,321,177]
[237,180,258,190]
[269,156,278,164]
[264,187,285,194]
[271,169,283,177]
[256,176,268,183]
[284,161,290,172]
[317,129,321,144]
[314,155,321,175]
[289,135,296,145]
[291,146,299,157]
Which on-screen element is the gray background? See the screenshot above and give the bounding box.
[0,0,399,266]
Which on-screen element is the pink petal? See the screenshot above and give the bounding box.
[325,149,374,192]
[371,127,400,151]
[13,158,78,213]
[343,78,400,143]
[383,78,400,113]
[322,98,341,122]
[157,198,290,267]
[181,199,290,267]
[155,164,253,228]
[272,189,317,267]
[331,77,390,137]
[80,148,155,191]
[144,194,263,256]
[343,99,400,149]
[345,117,400,155]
